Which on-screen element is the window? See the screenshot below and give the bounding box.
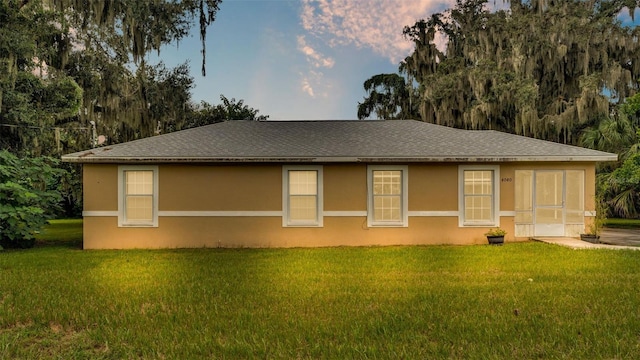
[118,166,158,227]
[283,166,323,227]
[459,165,499,226]
[367,166,408,227]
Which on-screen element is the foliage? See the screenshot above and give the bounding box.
[44,0,221,75]
[357,73,419,120]
[2,242,640,358]
[599,152,640,218]
[484,227,506,236]
[0,0,84,155]
[587,193,607,235]
[0,150,61,248]
[49,0,221,145]
[1,0,223,157]
[55,162,82,218]
[392,0,640,144]
[94,61,197,144]
[185,95,269,129]
[582,95,640,219]
[580,113,636,162]
[620,92,640,127]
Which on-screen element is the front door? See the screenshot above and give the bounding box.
[534,171,565,236]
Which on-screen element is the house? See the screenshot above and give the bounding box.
[62,120,616,249]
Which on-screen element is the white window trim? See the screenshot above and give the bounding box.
[118,165,159,227]
[458,165,500,227]
[282,166,323,227]
[367,165,408,227]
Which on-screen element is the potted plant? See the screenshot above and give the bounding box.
[580,195,605,244]
[580,224,600,243]
[485,227,506,245]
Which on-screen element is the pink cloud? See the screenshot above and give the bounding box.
[300,0,453,63]
[297,35,336,68]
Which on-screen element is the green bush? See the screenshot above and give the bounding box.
[0,151,62,248]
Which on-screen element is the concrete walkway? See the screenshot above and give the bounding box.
[534,228,640,250]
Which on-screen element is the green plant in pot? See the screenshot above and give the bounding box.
[485,227,506,245]
[580,218,602,243]
[580,195,605,244]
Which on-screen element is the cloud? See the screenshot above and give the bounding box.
[297,35,335,68]
[296,35,335,98]
[299,70,333,98]
[301,76,315,97]
[300,0,453,63]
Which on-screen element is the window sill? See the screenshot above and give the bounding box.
[119,223,158,228]
[368,222,408,228]
[460,223,498,228]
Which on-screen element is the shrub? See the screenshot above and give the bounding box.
[0,151,62,248]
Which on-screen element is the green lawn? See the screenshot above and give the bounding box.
[604,218,640,229]
[34,219,83,247]
[2,222,640,358]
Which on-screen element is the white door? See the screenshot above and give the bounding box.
[534,171,565,236]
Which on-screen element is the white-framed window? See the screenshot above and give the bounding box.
[282,166,323,227]
[458,165,500,227]
[367,165,408,227]
[118,165,159,227]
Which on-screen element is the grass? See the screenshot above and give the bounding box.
[1,222,640,358]
[604,218,640,229]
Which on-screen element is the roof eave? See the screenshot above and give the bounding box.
[61,155,619,164]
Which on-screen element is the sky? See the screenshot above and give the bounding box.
[150,0,453,120]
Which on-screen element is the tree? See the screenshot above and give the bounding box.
[357,73,419,120]
[0,0,228,243]
[600,152,640,218]
[583,95,640,217]
[36,0,221,76]
[399,0,640,144]
[0,0,84,155]
[185,95,268,129]
[97,61,196,143]
[1,0,223,156]
[580,113,636,161]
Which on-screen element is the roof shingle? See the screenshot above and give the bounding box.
[61,120,617,163]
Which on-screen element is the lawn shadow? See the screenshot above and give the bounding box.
[34,237,84,250]
[32,219,84,250]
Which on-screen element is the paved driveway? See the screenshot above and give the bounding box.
[599,228,640,247]
[534,228,640,250]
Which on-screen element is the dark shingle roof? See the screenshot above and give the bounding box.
[61,120,617,163]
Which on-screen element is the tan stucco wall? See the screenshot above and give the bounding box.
[82,162,597,249]
[83,164,118,211]
[408,164,458,211]
[324,165,367,211]
[83,216,513,249]
[160,165,282,211]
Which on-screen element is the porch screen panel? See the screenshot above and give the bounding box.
[464,170,493,223]
[289,170,318,222]
[125,170,154,222]
[515,170,533,224]
[535,171,563,224]
[372,170,402,222]
[565,170,584,224]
